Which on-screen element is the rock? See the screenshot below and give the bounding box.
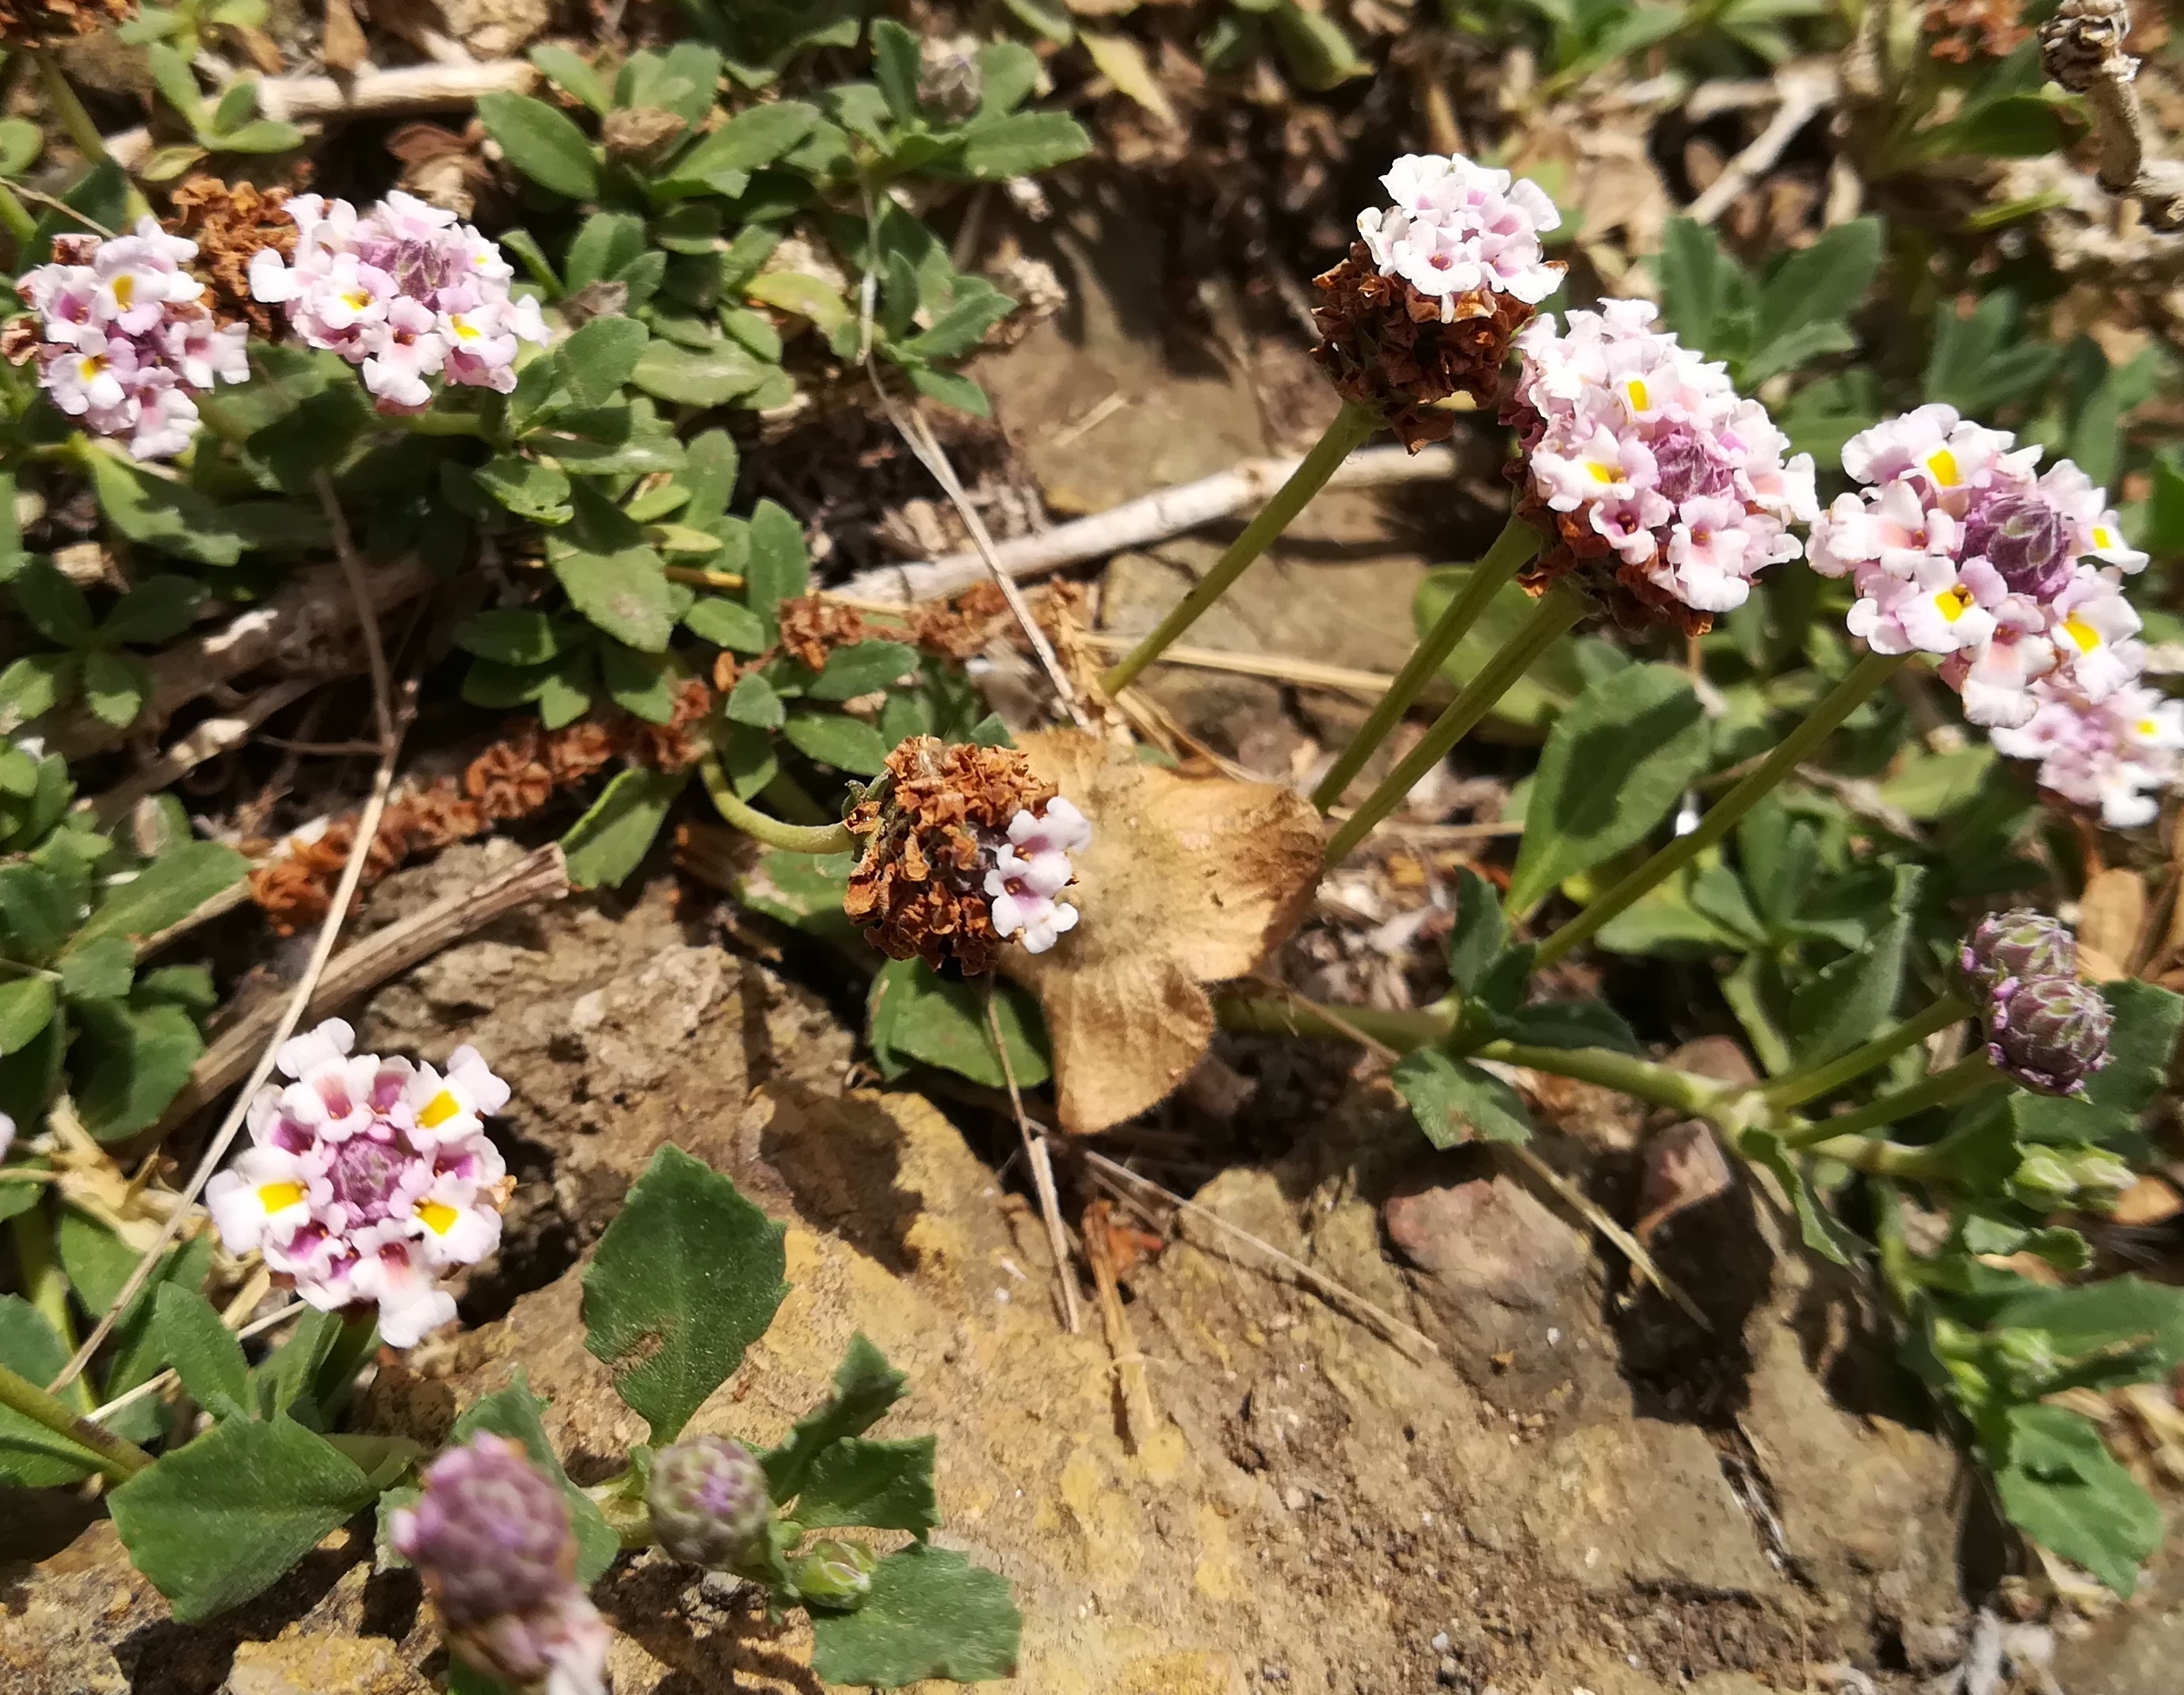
[436,0,549,57]
[224,1637,431,1695]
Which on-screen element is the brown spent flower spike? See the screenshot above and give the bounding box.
[168,176,299,337]
[773,594,872,672]
[0,0,131,48]
[999,730,1322,1135]
[844,736,1054,976]
[1310,241,1549,452]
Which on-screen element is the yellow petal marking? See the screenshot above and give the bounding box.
[1935,584,1976,623]
[112,274,135,308]
[1587,461,1618,484]
[417,1201,460,1234]
[257,1181,306,1213]
[1624,377,1649,413]
[1925,447,1961,487]
[2063,615,2101,653]
[417,1089,462,1129]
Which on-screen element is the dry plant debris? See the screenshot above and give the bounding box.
[1000,729,1323,1134]
[0,0,130,47]
[167,177,299,337]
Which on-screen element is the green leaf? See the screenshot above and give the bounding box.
[80,649,149,728]
[558,314,648,406]
[474,455,574,524]
[253,1308,339,1420]
[867,959,1051,1088]
[582,1144,789,1443]
[793,1435,938,1532]
[453,608,570,666]
[808,640,918,701]
[2011,980,2184,1145]
[783,713,889,775]
[746,270,853,333]
[631,338,768,406]
[1443,867,1507,998]
[1390,1049,1534,1148]
[154,1284,250,1421]
[809,1545,1022,1686]
[0,116,43,175]
[0,653,70,721]
[0,862,74,961]
[761,1333,906,1501]
[78,841,248,947]
[899,278,1015,363]
[1930,92,2072,160]
[906,364,991,417]
[11,558,95,645]
[563,211,646,295]
[1739,319,1857,387]
[555,545,676,651]
[449,1373,619,1584]
[1751,217,1880,356]
[110,1415,378,1621]
[59,933,135,1003]
[1506,664,1708,916]
[0,1297,97,1486]
[146,40,205,124]
[1995,1404,2162,1596]
[678,429,741,531]
[73,1000,203,1141]
[477,90,600,199]
[725,672,786,729]
[102,575,207,645]
[954,110,1092,180]
[1656,215,1749,358]
[561,767,688,890]
[1741,1132,1863,1265]
[83,450,245,566]
[871,17,923,119]
[744,499,810,620]
[212,118,305,154]
[1269,2,1370,88]
[684,596,768,653]
[1788,911,1910,1067]
[0,978,60,1056]
[657,101,820,198]
[530,44,612,114]
[1503,999,1640,1053]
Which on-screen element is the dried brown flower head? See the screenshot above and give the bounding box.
[1,0,132,48]
[1510,488,1709,638]
[168,177,297,337]
[622,679,715,772]
[775,596,871,672]
[1923,0,2033,61]
[909,582,1012,661]
[465,732,555,821]
[999,731,1322,1134]
[844,736,1054,975]
[543,721,619,784]
[1310,241,1550,452]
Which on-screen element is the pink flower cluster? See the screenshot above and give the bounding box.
[249,191,547,412]
[10,219,249,460]
[1808,405,2148,728]
[985,796,1090,954]
[1511,299,1818,615]
[1357,153,1565,314]
[207,1019,512,1347]
[1991,678,2184,828]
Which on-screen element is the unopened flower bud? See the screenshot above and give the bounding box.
[918,38,982,123]
[390,1433,611,1695]
[1987,976,2113,1095]
[1988,1326,2064,1393]
[601,106,688,165]
[791,1537,879,1609]
[1961,908,2076,1000]
[2009,1144,2136,1210]
[1962,489,2072,600]
[646,1436,771,1570]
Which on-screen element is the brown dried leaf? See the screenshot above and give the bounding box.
[2078,866,2146,982]
[322,0,368,71]
[1001,730,1321,1133]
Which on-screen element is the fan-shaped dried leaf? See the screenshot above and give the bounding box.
[1001,730,1321,1133]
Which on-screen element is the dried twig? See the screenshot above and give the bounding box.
[1083,1149,1439,1363]
[90,678,321,825]
[48,555,429,758]
[837,444,1462,606]
[154,844,570,1133]
[103,60,538,168]
[2040,0,2184,230]
[1084,1198,1160,1451]
[1074,634,1402,699]
[89,1298,306,1424]
[986,990,1081,1333]
[1687,63,1839,226]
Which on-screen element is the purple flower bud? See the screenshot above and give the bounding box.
[390,1433,611,1695]
[646,1436,771,1570]
[791,1537,879,1609]
[1961,489,2072,600]
[1987,976,2113,1095]
[1961,908,2076,1000]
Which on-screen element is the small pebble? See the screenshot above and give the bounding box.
[1431,1632,1450,1653]
[1439,1658,1462,1685]
[1283,1485,1307,1511]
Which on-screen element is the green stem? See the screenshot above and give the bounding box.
[10,1206,89,1413]
[1469,1038,1730,1118]
[1325,583,1587,863]
[1101,400,1382,695]
[699,751,857,854]
[0,1358,153,1482]
[1311,514,1540,813]
[1759,994,1973,1110]
[1779,1053,1999,1148]
[1790,1130,1948,1180]
[1213,989,1453,1051]
[0,182,35,253]
[32,50,111,166]
[1535,650,1909,969]
[398,409,488,437]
